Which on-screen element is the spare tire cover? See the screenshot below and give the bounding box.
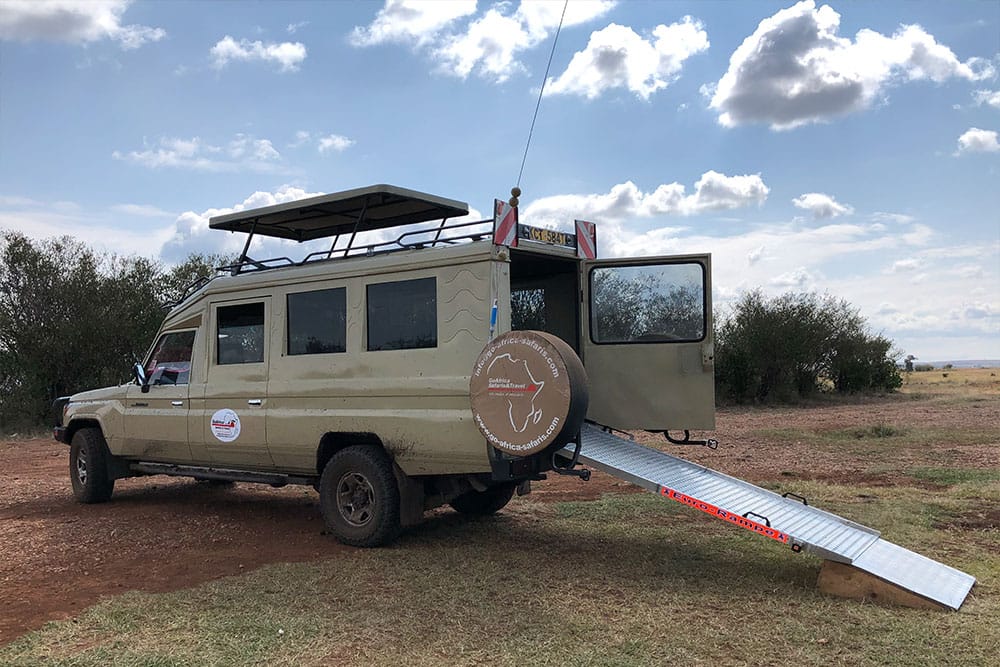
[470,330,589,457]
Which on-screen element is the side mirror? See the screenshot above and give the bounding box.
[133,363,150,393]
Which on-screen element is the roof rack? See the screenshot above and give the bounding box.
[208,183,477,277]
[171,185,491,307]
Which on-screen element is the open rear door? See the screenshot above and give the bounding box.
[580,254,714,431]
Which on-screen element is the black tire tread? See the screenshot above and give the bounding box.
[450,483,516,515]
[70,427,115,504]
[319,446,401,547]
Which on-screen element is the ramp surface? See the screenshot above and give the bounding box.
[560,423,975,610]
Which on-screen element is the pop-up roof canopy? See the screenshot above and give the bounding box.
[209,184,470,242]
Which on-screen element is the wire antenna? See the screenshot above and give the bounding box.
[515,0,569,191]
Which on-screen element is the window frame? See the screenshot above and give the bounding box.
[365,276,438,352]
[286,286,348,356]
[216,301,267,365]
[588,261,708,346]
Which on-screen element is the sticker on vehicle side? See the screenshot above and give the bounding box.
[210,408,241,442]
[660,487,790,543]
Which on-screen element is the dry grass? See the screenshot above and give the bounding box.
[2,478,998,666]
[3,367,998,665]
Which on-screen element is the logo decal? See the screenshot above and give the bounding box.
[210,408,241,443]
[660,487,790,543]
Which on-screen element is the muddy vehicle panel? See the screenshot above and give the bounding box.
[54,184,714,546]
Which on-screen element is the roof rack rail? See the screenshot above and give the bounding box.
[218,217,493,277]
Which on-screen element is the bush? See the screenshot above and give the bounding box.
[0,232,228,430]
[715,290,901,403]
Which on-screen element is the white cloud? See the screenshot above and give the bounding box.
[871,211,916,224]
[112,135,285,173]
[318,134,355,154]
[956,127,1000,153]
[770,267,818,289]
[792,192,854,219]
[210,36,307,72]
[545,18,709,100]
[0,196,173,256]
[435,2,616,82]
[0,0,165,49]
[287,21,309,35]
[522,171,769,228]
[709,0,993,129]
[747,245,765,265]
[350,0,477,47]
[888,258,923,273]
[354,1,615,82]
[973,89,1000,109]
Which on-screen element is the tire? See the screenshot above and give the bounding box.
[69,428,115,504]
[319,446,400,547]
[450,483,516,516]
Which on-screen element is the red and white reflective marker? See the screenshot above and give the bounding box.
[493,199,518,247]
[575,220,596,259]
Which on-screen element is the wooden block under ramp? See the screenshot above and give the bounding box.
[817,560,948,611]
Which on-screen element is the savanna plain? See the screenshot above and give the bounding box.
[1,369,998,666]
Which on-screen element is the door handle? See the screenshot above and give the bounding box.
[131,402,148,407]
[171,401,184,407]
[248,399,262,406]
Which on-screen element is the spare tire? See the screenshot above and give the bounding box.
[470,330,588,457]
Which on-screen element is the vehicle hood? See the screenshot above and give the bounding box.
[70,384,129,403]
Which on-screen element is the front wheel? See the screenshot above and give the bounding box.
[319,446,401,547]
[450,483,516,516]
[69,428,115,503]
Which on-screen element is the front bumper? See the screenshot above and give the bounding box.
[53,426,69,444]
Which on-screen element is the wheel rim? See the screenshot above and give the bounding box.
[336,472,375,527]
[76,449,88,485]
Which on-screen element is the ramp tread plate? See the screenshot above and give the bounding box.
[574,424,880,561]
[851,539,975,610]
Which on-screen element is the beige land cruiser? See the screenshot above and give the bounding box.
[53,184,714,547]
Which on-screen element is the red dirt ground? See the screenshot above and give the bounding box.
[2,395,997,644]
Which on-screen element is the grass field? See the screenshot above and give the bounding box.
[2,369,998,666]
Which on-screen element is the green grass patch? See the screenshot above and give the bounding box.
[909,467,1000,486]
[3,484,999,667]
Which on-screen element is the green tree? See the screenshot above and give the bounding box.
[715,290,901,403]
[0,233,228,430]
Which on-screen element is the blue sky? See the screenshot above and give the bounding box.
[1,0,998,360]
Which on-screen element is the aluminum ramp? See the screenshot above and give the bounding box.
[559,423,975,610]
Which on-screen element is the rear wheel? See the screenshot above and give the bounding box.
[450,483,516,516]
[69,428,115,503]
[319,447,400,547]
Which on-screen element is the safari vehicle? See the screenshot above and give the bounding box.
[52,184,976,610]
[53,184,714,547]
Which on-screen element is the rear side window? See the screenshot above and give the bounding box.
[287,287,347,355]
[367,277,437,351]
[590,263,705,343]
[218,302,265,364]
[145,330,195,385]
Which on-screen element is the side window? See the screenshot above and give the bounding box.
[218,302,265,364]
[145,330,196,385]
[367,277,437,351]
[287,287,347,355]
[590,263,705,343]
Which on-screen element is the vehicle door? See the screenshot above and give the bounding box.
[580,254,715,431]
[200,296,273,467]
[123,329,197,462]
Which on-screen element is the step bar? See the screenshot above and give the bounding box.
[559,423,976,610]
